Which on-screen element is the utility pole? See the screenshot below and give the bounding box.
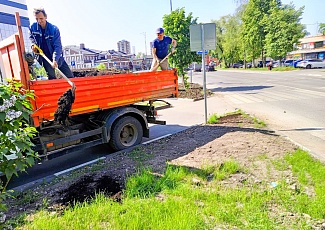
[140,32,147,59]
[170,0,172,12]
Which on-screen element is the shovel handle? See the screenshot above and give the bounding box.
[151,51,173,72]
[32,44,76,91]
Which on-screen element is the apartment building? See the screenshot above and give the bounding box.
[63,43,136,69]
[287,34,325,60]
[117,40,131,54]
[0,0,31,81]
[0,0,31,50]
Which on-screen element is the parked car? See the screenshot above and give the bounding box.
[184,65,194,71]
[296,59,325,69]
[232,63,243,68]
[193,63,202,72]
[293,60,303,68]
[240,63,252,68]
[257,60,271,68]
[206,65,215,71]
[283,60,294,67]
[272,61,280,68]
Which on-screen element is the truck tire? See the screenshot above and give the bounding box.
[109,116,143,151]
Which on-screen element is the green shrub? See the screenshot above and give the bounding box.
[0,81,38,210]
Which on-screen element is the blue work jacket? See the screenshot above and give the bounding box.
[29,21,64,65]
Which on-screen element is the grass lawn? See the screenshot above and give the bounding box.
[14,149,325,230]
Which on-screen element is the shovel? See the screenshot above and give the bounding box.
[32,44,76,125]
[150,51,173,72]
[32,44,76,94]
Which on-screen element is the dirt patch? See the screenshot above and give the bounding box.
[4,113,300,223]
[178,83,214,100]
[72,69,128,77]
[58,175,122,205]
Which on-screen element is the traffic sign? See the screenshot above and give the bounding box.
[71,61,75,66]
[197,50,208,55]
[190,23,216,51]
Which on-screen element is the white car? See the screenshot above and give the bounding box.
[296,59,325,69]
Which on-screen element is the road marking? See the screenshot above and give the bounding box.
[143,134,172,144]
[298,73,323,77]
[223,85,325,104]
[54,157,106,177]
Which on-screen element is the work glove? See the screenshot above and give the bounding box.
[171,46,176,53]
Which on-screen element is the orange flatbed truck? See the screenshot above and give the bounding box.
[0,13,178,160]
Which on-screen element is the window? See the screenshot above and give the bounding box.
[315,42,323,49]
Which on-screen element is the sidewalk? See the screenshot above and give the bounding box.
[159,95,237,127]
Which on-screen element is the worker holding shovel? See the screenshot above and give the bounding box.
[29,8,75,125]
[29,7,74,80]
[150,28,177,71]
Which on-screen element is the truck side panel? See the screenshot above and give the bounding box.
[29,70,178,127]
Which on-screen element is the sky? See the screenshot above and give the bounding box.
[26,0,325,54]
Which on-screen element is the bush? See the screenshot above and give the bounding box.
[0,81,37,211]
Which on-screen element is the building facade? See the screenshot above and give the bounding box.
[287,35,325,60]
[63,43,140,70]
[0,0,31,50]
[0,0,31,81]
[117,40,131,54]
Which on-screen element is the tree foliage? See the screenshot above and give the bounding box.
[96,63,106,70]
[264,1,306,60]
[318,23,325,35]
[0,81,37,210]
[233,0,305,66]
[241,0,274,65]
[162,8,200,85]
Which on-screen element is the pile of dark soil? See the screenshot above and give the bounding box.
[72,68,128,77]
[178,83,214,100]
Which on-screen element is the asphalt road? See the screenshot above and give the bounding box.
[189,68,325,161]
[8,68,325,189]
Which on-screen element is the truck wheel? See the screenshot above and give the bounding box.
[109,116,143,151]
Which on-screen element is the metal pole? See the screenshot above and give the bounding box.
[144,32,147,58]
[140,32,147,59]
[170,0,173,12]
[201,24,207,124]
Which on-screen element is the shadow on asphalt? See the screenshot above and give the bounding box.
[211,85,273,92]
[279,127,325,131]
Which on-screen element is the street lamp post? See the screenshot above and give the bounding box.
[141,32,147,59]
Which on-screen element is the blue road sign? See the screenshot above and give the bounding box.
[71,61,75,66]
[197,50,208,55]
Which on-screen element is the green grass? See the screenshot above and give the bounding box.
[217,66,298,71]
[14,149,325,229]
[207,113,220,124]
[207,110,266,128]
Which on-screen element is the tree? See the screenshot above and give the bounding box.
[264,1,306,60]
[241,0,274,66]
[318,23,325,35]
[162,8,200,87]
[211,17,227,66]
[211,4,246,68]
[136,52,145,59]
[96,63,106,70]
[221,15,242,66]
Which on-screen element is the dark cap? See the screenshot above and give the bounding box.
[156,28,164,34]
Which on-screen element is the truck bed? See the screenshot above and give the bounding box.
[29,70,178,127]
